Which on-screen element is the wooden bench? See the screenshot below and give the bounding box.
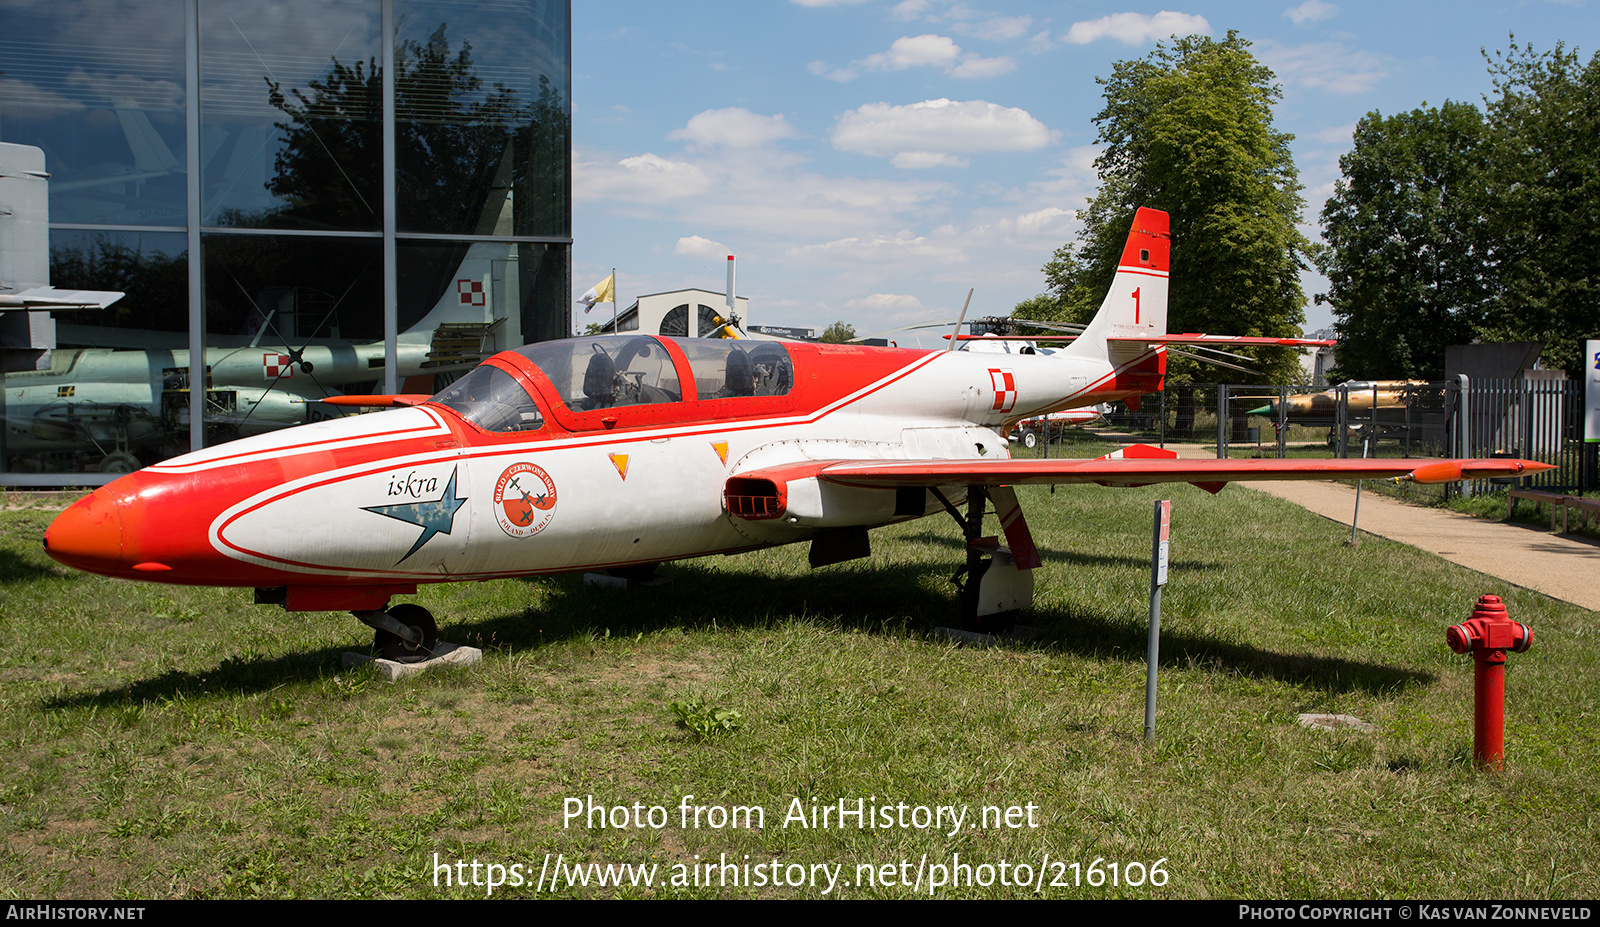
[1508,488,1598,533]
[1565,496,1600,533]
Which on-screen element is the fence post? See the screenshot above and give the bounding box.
[1456,374,1472,498]
[1277,385,1288,458]
[1216,385,1228,460]
[1336,383,1349,458]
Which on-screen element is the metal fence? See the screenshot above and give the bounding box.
[1202,379,1595,494]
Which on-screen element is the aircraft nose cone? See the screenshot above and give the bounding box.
[44,490,124,576]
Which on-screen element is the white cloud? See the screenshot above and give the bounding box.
[0,78,87,119]
[830,99,1053,167]
[966,206,1076,247]
[860,34,962,71]
[668,108,799,148]
[951,56,1017,78]
[818,34,1014,82]
[808,60,859,82]
[1063,11,1210,45]
[1283,1,1340,26]
[892,152,971,169]
[891,0,931,18]
[846,293,927,314]
[953,15,1033,41]
[574,152,712,202]
[1258,40,1386,93]
[64,70,186,111]
[1310,122,1358,144]
[786,233,966,265]
[675,236,732,258]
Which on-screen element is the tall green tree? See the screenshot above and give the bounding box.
[1476,40,1600,373]
[1316,41,1599,378]
[1028,31,1310,384]
[1315,102,1489,381]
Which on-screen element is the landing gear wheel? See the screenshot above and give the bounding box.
[374,604,438,663]
[99,451,141,474]
[1021,430,1038,449]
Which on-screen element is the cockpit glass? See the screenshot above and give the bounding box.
[677,340,794,398]
[430,365,544,432]
[514,337,683,412]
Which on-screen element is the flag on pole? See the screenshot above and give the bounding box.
[577,273,615,312]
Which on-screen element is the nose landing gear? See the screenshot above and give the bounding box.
[354,604,439,663]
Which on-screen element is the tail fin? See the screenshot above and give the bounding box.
[399,240,518,342]
[1062,207,1169,364]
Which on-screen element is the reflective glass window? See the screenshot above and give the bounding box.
[202,233,382,443]
[199,0,383,230]
[3,230,190,477]
[0,1,187,225]
[394,0,570,237]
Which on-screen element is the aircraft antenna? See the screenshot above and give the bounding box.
[946,288,973,352]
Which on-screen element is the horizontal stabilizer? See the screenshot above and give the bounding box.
[1,287,125,311]
[1109,333,1335,347]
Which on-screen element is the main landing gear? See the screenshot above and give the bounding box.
[927,484,1039,633]
[354,604,439,663]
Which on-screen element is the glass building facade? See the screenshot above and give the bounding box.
[0,0,570,483]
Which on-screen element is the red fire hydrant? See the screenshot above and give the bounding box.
[1446,595,1531,770]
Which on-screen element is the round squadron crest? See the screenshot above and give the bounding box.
[493,462,557,538]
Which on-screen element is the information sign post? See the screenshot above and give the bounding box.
[1145,499,1171,742]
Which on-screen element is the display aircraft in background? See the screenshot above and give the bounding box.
[1246,381,1430,420]
[44,209,1550,661]
[1007,405,1111,448]
[5,241,511,472]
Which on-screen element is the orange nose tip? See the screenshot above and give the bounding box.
[44,491,125,576]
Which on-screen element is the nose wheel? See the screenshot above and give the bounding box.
[370,603,439,663]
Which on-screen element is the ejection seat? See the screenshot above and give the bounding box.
[720,348,756,398]
[581,349,618,410]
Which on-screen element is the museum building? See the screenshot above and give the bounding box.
[0,0,571,483]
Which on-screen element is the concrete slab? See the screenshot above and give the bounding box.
[1297,713,1378,733]
[342,642,482,682]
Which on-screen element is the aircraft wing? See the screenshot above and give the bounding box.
[813,456,1550,494]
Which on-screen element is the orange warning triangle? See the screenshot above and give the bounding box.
[711,441,729,465]
[609,453,630,480]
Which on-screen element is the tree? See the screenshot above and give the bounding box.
[1475,41,1600,373]
[1315,102,1489,381]
[1026,32,1311,385]
[818,321,856,343]
[1315,41,1600,377]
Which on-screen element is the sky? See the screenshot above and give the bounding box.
[571,1,1595,342]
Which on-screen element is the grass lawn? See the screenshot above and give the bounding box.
[0,483,1594,899]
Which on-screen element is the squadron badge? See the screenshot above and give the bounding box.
[493,462,557,538]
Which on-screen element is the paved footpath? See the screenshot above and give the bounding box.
[1149,442,1600,612]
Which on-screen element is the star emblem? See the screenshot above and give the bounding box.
[362,466,467,564]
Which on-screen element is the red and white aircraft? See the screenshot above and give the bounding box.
[43,209,1550,659]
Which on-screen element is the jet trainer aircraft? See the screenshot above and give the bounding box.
[43,210,1550,661]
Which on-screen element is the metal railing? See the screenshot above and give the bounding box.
[1201,379,1594,494]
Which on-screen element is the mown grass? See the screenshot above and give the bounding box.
[0,484,1594,899]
